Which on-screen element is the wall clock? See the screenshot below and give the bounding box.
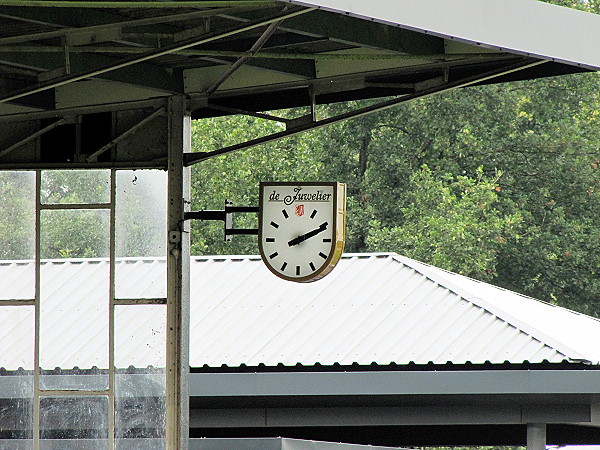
[259,182,346,282]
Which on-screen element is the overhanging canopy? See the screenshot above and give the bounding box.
[0,0,598,169]
[290,0,600,70]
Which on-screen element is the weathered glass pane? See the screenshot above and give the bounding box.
[0,306,34,446]
[115,170,166,298]
[115,305,166,446]
[0,306,34,370]
[39,396,108,447]
[0,171,35,299]
[41,170,110,205]
[39,258,109,390]
[0,439,33,449]
[40,209,109,260]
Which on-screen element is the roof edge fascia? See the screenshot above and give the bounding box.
[190,369,600,397]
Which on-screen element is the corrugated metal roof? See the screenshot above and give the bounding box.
[1,253,600,371]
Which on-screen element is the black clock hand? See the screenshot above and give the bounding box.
[288,222,328,247]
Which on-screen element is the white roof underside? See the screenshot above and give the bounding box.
[1,253,600,370]
[286,0,600,70]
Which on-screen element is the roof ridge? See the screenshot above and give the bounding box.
[390,254,592,364]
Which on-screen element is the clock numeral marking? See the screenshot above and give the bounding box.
[296,265,301,276]
[309,262,316,272]
[281,262,288,271]
[266,238,275,243]
[269,252,278,259]
[310,209,317,219]
[282,209,289,219]
[270,221,279,229]
[323,238,332,242]
[318,252,327,259]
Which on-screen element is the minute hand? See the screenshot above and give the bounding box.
[288,222,328,247]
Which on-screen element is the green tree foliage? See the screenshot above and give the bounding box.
[540,0,599,12]
[190,67,600,316]
[366,166,521,281]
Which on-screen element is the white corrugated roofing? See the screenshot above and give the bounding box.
[1,253,600,371]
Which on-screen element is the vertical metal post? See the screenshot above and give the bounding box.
[33,171,41,450]
[527,423,546,450]
[166,95,191,450]
[108,170,116,450]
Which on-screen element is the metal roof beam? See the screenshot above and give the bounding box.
[283,10,445,54]
[223,9,445,54]
[0,51,182,95]
[200,32,329,52]
[0,8,248,46]
[185,58,546,165]
[0,45,510,63]
[205,18,284,95]
[0,6,314,105]
[0,1,277,7]
[238,57,315,78]
[0,118,65,159]
[86,107,166,162]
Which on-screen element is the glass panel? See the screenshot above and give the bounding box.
[0,306,34,370]
[0,171,35,299]
[115,170,167,299]
[40,209,109,259]
[0,307,34,446]
[115,305,166,446]
[0,439,33,449]
[40,210,110,390]
[39,396,108,448]
[41,170,110,205]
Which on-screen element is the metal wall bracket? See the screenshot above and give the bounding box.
[184,199,258,241]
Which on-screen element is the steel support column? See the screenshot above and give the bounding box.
[527,423,546,450]
[166,95,191,450]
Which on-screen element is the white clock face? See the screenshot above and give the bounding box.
[259,182,345,282]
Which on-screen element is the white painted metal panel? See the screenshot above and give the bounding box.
[284,0,600,70]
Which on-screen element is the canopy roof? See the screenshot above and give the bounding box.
[2,253,600,371]
[1,0,598,169]
[0,0,597,119]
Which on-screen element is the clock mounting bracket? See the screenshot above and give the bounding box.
[184,199,258,242]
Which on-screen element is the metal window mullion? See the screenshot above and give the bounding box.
[38,389,110,396]
[0,299,36,305]
[33,170,41,450]
[39,202,111,210]
[113,298,167,305]
[33,169,115,448]
[108,169,116,450]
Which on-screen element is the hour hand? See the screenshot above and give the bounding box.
[288,222,328,247]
